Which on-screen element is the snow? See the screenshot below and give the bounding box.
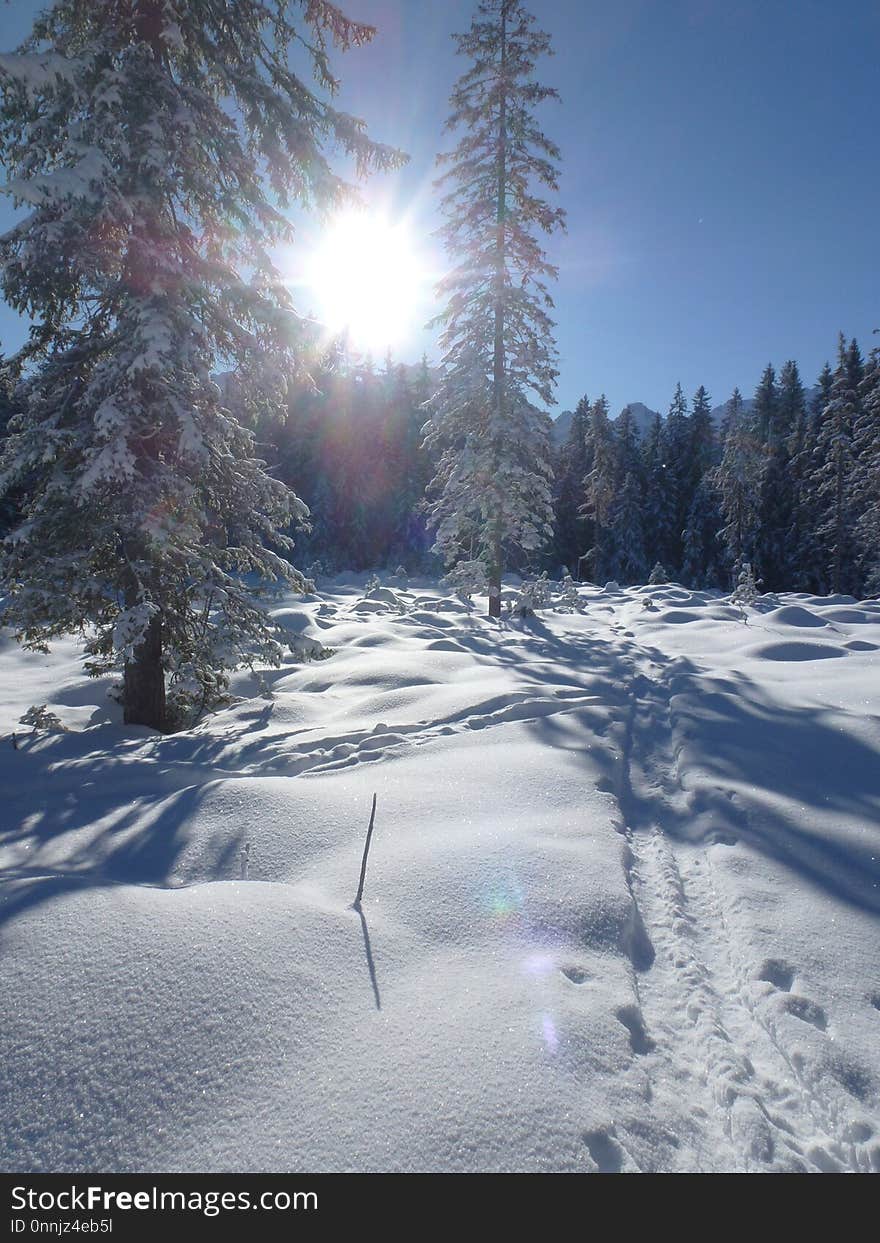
[1,577,879,1173]
[3,147,115,208]
[0,52,81,98]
